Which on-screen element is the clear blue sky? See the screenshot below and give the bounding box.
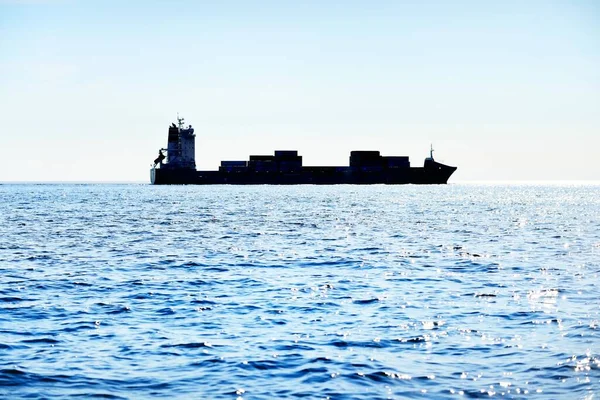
[1,0,598,181]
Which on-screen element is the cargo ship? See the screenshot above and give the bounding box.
[150,116,457,185]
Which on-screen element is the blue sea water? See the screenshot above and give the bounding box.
[0,183,599,399]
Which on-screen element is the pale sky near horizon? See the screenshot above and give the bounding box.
[1,0,598,182]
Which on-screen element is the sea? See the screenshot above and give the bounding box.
[1,183,598,399]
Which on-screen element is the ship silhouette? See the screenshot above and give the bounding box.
[150,116,457,185]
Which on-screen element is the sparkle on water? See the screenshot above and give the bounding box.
[1,183,599,399]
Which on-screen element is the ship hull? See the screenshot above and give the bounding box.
[151,162,457,185]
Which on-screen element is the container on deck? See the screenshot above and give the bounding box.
[249,155,275,161]
[384,156,410,168]
[350,151,383,167]
[221,161,248,167]
[274,150,298,158]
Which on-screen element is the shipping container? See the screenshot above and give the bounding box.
[250,159,277,172]
[221,161,247,167]
[384,156,410,168]
[274,150,298,157]
[350,151,380,158]
[278,160,302,172]
[219,166,248,172]
[350,151,383,167]
[249,155,275,161]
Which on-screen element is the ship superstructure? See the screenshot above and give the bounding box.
[151,117,457,185]
[153,115,196,170]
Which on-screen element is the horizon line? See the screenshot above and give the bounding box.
[1,180,600,185]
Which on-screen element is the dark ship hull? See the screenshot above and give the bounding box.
[150,118,457,185]
[151,161,456,185]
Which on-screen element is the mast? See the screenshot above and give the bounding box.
[177,112,185,131]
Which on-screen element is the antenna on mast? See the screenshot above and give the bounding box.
[177,112,185,130]
[429,144,434,160]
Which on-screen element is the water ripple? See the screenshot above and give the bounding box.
[1,183,599,398]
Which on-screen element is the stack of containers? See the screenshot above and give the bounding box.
[349,151,383,171]
[248,155,277,172]
[274,150,302,173]
[384,156,410,169]
[219,161,248,173]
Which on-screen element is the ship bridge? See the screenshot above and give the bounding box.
[154,115,196,170]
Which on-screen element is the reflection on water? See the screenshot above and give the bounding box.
[0,184,598,398]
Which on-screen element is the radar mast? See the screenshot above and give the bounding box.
[177,112,185,131]
[427,144,434,161]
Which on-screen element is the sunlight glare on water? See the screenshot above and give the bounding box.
[0,183,599,399]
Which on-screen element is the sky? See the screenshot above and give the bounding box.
[1,0,598,182]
